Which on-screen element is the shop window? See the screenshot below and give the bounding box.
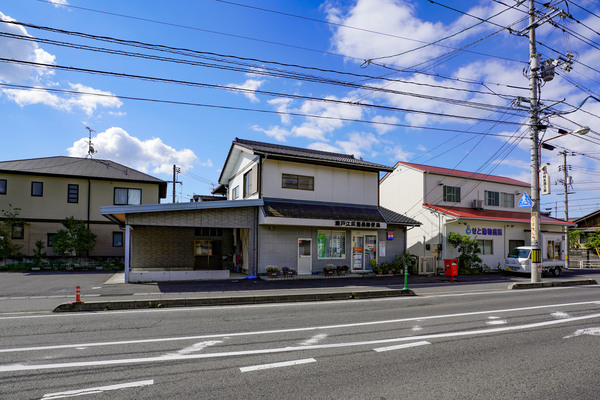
[68,184,79,203]
[114,188,142,205]
[443,185,461,202]
[11,223,24,240]
[501,192,514,208]
[282,173,314,191]
[31,181,43,197]
[317,230,346,259]
[479,239,493,255]
[0,179,6,195]
[113,232,123,247]
[485,191,499,206]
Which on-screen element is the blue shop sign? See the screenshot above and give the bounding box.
[466,225,502,236]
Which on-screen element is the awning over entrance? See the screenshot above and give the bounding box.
[424,204,576,226]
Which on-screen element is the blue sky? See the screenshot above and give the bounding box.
[1,0,600,219]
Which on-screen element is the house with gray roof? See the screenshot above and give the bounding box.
[101,138,420,282]
[0,156,166,259]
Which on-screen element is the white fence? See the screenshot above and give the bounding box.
[579,260,600,269]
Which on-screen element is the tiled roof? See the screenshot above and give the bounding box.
[386,161,530,187]
[263,199,384,221]
[234,138,393,172]
[424,204,575,226]
[262,199,420,226]
[0,156,165,184]
[379,206,421,226]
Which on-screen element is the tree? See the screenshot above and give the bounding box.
[0,204,25,259]
[52,217,96,257]
[568,230,582,249]
[582,230,600,259]
[447,232,483,271]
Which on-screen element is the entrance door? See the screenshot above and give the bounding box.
[352,232,377,271]
[297,238,312,275]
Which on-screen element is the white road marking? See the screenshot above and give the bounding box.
[300,334,327,346]
[373,341,431,352]
[41,380,154,399]
[411,325,423,332]
[2,312,600,373]
[552,311,570,319]
[563,327,600,339]
[486,320,507,326]
[240,358,316,372]
[166,341,222,356]
[2,300,600,353]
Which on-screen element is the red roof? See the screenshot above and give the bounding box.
[384,161,530,187]
[424,204,576,226]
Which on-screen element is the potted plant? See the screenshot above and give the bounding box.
[373,266,383,275]
[337,265,348,275]
[323,264,336,276]
[282,266,296,276]
[265,265,281,277]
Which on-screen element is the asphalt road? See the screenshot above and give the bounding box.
[1,282,599,399]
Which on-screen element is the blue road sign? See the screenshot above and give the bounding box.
[518,192,533,207]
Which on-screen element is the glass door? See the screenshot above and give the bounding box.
[352,232,377,271]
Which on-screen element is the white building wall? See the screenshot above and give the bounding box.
[422,173,529,212]
[228,154,259,200]
[261,160,379,205]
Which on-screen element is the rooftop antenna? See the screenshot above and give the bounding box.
[85,126,96,159]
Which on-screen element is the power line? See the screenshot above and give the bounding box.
[0,58,531,126]
[0,82,529,138]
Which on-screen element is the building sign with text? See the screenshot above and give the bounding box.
[335,220,381,228]
[466,225,503,236]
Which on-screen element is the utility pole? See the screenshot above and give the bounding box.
[559,150,572,268]
[527,0,542,283]
[167,164,182,203]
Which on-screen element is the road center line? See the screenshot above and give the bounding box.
[240,358,316,372]
[2,300,599,353]
[2,312,600,373]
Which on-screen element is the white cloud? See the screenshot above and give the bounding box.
[0,12,121,116]
[372,115,400,134]
[227,78,264,103]
[308,142,340,153]
[252,125,291,142]
[386,143,413,162]
[49,0,69,6]
[66,127,197,174]
[335,132,380,158]
[268,98,293,124]
[3,83,122,115]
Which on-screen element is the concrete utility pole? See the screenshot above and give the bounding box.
[168,164,182,203]
[528,0,542,283]
[559,150,571,221]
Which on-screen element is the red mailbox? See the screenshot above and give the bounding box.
[444,258,458,282]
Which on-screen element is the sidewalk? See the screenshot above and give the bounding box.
[53,269,599,312]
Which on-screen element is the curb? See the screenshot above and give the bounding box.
[508,279,598,290]
[52,289,416,312]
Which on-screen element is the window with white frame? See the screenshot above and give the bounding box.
[479,239,493,255]
[317,230,346,259]
[501,192,515,208]
[485,191,499,206]
[232,185,239,199]
[114,188,142,205]
[443,185,461,202]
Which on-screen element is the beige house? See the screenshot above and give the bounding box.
[0,156,166,258]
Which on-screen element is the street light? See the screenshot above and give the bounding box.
[532,126,589,282]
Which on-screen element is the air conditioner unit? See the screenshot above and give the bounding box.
[472,199,484,209]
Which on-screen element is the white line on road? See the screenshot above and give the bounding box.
[240,358,316,372]
[2,312,600,373]
[2,300,599,353]
[373,341,431,352]
[300,334,328,346]
[41,379,154,399]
